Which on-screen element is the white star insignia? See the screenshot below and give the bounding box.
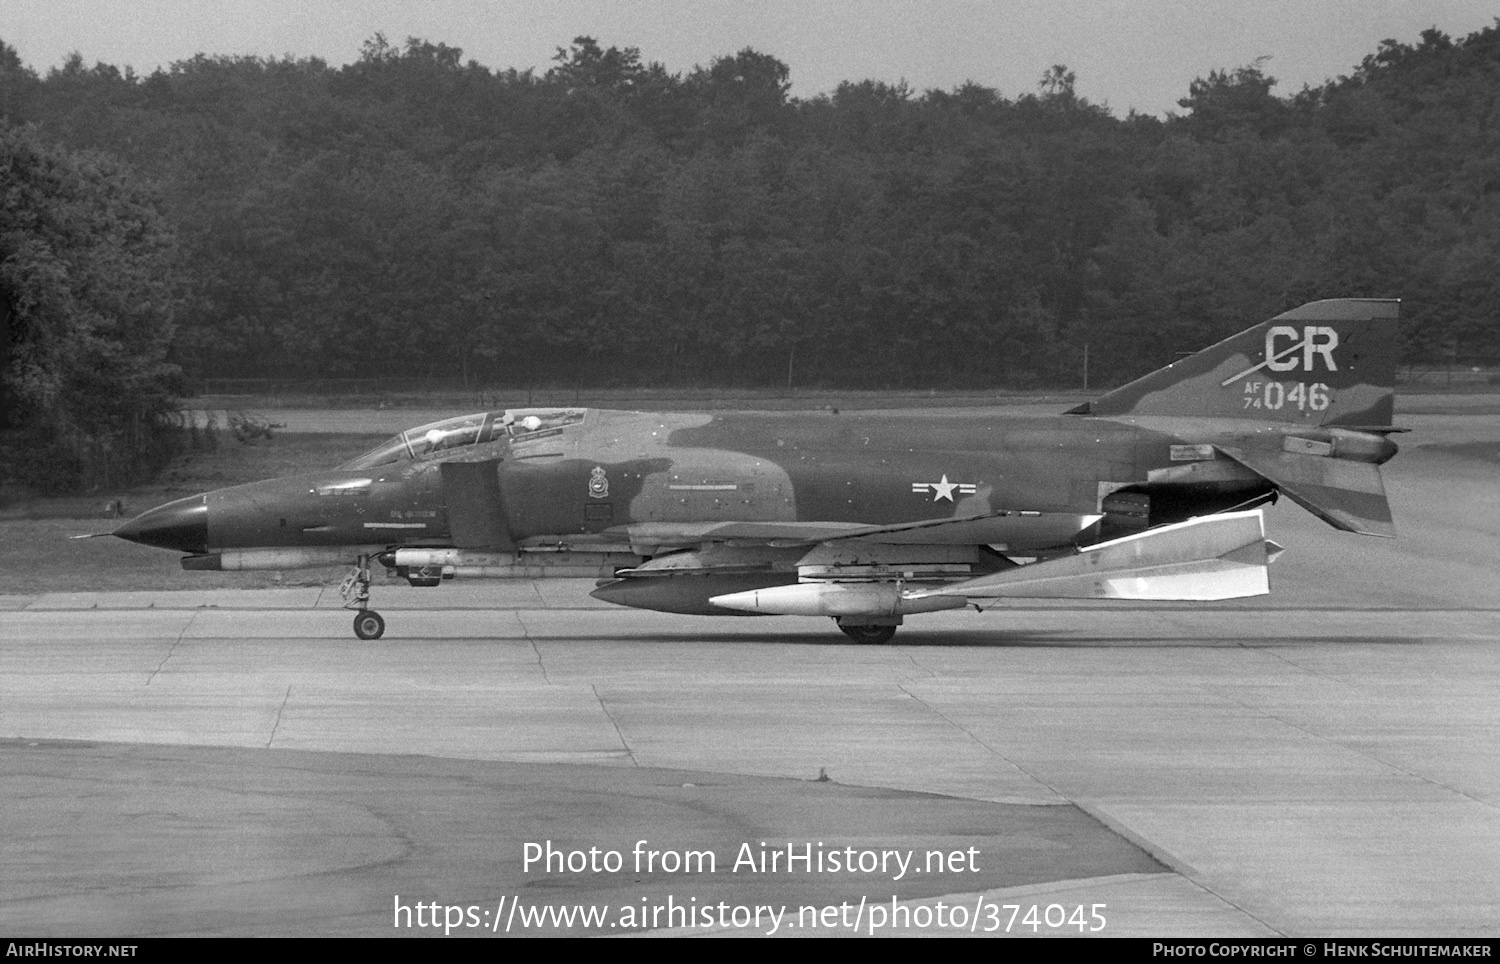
[911,476,978,502]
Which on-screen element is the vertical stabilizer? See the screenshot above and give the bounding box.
[1075,299,1400,429]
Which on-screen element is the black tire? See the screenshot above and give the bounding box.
[353,610,386,640]
[839,623,897,645]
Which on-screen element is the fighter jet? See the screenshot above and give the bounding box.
[113,298,1402,643]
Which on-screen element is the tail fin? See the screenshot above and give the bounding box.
[1073,299,1400,429]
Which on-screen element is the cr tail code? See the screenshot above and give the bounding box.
[1266,325,1338,373]
[1223,325,1340,387]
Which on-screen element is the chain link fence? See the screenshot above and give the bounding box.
[1398,361,1500,388]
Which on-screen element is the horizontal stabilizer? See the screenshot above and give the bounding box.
[1217,446,1394,538]
[909,510,1274,602]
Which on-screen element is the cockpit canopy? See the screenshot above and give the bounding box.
[340,409,585,469]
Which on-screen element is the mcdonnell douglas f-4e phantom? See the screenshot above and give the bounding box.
[113,299,1402,643]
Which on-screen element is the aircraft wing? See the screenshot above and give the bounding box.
[1215,445,1394,538]
[620,520,883,547]
[620,510,1099,549]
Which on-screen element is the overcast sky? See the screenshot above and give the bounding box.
[4,1,1496,117]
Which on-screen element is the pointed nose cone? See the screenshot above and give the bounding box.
[114,495,209,553]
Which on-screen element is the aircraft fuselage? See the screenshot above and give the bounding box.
[117,408,1316,559]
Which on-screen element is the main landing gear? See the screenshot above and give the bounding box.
[340,555,386,639]
[836,622,898,645]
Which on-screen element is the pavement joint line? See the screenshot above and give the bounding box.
[1073,800,1287,938]
[1240,641,1362,687]
[514,612,551,685]
[267,685,292,749]
[146,613,195,686]
[1220,688,1500,814]
[592,683,637,768]
[1176,870,1288,938]
[893,643,938,680]
[896,682,1064,802]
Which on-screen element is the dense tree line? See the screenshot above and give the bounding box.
[1,25,1497,406]
[0,120,181,489]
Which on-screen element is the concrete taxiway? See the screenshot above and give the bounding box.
[1,409,1498,937]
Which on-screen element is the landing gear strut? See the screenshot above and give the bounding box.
[340,555,385,639]
[837,623,898,645]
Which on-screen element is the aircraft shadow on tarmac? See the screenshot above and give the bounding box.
[888,633,1433,649]
[522,631,1428,648]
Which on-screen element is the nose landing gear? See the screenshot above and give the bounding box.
[340,555,386,639]
[352,609,386,640]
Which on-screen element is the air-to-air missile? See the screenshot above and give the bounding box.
[112,299,1402,644]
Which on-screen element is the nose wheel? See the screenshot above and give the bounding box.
[340,555,386,639]
[353,610,386,640]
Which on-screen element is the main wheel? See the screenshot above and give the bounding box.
[353,610,386,640]
[839,623,897,645]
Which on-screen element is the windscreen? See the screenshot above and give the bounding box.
[338,409,585,469]
[340,411,503,469]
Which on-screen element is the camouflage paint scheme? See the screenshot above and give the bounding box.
[113,299,1402,641]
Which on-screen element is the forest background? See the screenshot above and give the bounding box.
[1,24,1497,488]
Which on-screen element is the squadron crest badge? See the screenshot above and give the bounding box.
[589,466,610,499]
